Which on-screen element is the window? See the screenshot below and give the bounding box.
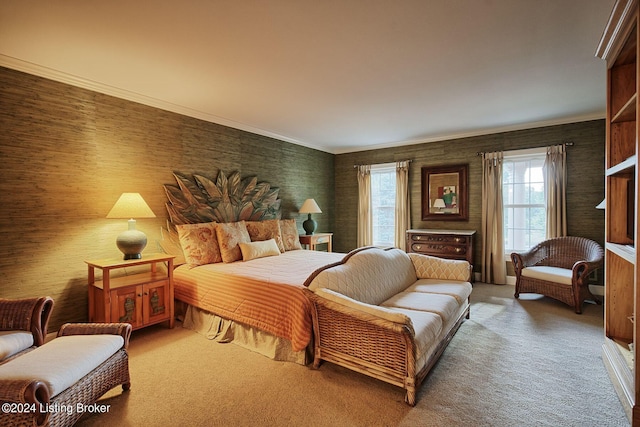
[370,164,396,246]
[502,149,546,252]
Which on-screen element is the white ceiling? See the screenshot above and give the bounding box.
[0,1,615,154]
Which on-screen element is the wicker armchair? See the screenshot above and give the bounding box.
[0,297,54,362]
[511,236,604,314]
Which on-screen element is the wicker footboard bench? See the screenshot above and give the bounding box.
[304,247,472,405]
[0,323,131,427]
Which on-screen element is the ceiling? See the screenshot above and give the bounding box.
[0,1,615,154]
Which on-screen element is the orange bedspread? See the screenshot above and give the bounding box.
[174,250,344,351]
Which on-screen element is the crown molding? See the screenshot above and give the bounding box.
[332,113,606,154]
[1,55,604,156]
[0,55,334,154]
[595,0,638,65]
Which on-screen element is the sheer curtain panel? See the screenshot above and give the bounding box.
[395,161,410,250]
[357,165,372,247]
[544,144,567,238]
[481,152,507,284]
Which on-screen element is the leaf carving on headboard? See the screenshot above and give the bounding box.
[164,170,282,226]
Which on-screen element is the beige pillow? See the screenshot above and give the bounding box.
[245,220,285,253]
[408,253,471,281]
[279,219,302,251]
[239,239,281,261]
[216,221,251,263]
[176,222,221,267]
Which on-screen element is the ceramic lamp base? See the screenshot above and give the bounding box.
[116,227,147,260]
[303,215,317,235]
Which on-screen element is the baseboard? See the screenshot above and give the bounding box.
[590,284,605,297]
[475,273,516,285]
[501,275,604,297]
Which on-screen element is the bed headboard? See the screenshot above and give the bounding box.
[164,170,282,226]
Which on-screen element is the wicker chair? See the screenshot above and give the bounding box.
[511,236,604,314]
[0,297,54,363]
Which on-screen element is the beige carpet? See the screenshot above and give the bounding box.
[76,283,629,427]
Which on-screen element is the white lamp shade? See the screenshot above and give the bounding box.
[433,199,446,208]
[299,198,322,214]
[107,193,156,219]
[107,193,155,260]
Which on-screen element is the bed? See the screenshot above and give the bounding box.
[160,170,343,363]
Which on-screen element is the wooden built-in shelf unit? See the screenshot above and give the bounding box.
[597,1,640,424]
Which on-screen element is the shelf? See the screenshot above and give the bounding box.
[614,338,635,370]
[613,93,638,123]
[93,271,169,290]
[85,253,174,269]
[607,155,637,176]
[607,242,636,264]
[600,4,639,425]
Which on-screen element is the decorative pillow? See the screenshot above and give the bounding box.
[239,239,281,261]
[408,253,471,282]
[245,220,285,253]
[176,222,221,267]
[216,221,251,263]
[279,219,302,251]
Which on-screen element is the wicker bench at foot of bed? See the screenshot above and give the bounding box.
[309,293,469,406]
[0,323,131,427]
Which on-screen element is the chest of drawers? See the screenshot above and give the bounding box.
[406,229,475,266]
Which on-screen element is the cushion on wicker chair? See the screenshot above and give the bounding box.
[406,279,473,304]
[314,288,411,324]
[521,266,572,285]
[382,292,460,321]
[0,334,124,398]
[389,308,443,358]
[0,331,34,360]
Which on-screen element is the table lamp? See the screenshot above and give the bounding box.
[433,198,446,212]
[299,198,322,235]
[107,193,156,259]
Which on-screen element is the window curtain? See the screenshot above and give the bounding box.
[544,144,567,238]
[394,161,411,250]
[357,165,372,247]
[481,152,507,284]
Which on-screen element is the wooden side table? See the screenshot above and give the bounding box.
[86,253,175,330]
[299,233,333,252]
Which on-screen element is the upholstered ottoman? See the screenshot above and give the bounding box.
[0,323,131,427]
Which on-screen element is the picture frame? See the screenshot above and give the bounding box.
[421,164,468,221]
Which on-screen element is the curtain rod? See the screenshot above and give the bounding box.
[476,141,574,157]
[353,159,412,168]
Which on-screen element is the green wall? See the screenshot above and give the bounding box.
[334,120,606,276]
[0,64,605,330]
[0,66,334,330]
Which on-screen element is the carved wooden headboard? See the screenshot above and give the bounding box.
[163,170,282,227]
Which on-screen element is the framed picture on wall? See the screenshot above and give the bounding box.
[421,164,468,221]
